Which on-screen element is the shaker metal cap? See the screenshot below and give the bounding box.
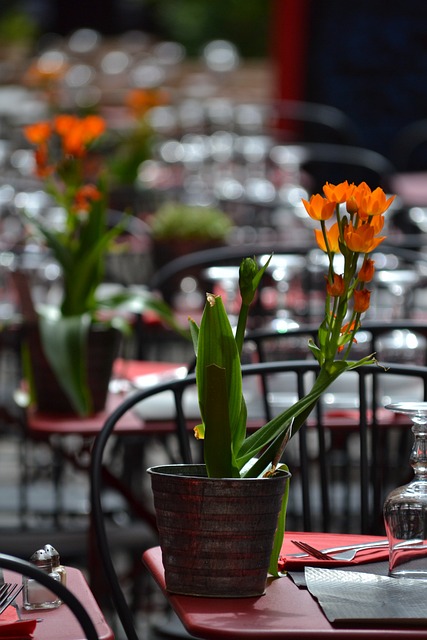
[29,549,52,568]
[44,544,59,558]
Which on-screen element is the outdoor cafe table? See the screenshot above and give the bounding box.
[4,566,114,640]
[143,534,427,640]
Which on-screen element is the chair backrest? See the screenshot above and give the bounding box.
[0,553,99,640]
[390,118,427,172]
[268,99,361,146]
[270,142,396,193]
[245,320,427,367]
[90,358,427,638]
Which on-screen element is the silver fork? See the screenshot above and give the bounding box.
[291,540,334,560]
[291,539,389,562]
[0,583,23,614]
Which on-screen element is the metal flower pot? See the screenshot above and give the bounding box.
[26,323,121,415]
[148,463,290,598]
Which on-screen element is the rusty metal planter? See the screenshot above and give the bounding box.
[148,463,289,598]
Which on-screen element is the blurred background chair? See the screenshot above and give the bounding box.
[390,118,427,173]
[270,142,396,194]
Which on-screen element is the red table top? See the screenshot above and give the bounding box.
[143,535,427,640]
[26,359,187,437]
[6,566,114,640]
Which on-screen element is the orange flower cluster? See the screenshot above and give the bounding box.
[125,88,170,118]
[302,181,395,362]
[303,180,394,254]
[24,114,106,176]
[24,115,106,212]
[73,184,102,212]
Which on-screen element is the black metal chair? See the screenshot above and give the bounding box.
[0,553,99,640]
[389,118,427,172]
[268,99,361,146]
[245,320,427,369]
[89,357,427,640]
[270,142,396,193]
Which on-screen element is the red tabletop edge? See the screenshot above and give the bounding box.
[143,542,427,640]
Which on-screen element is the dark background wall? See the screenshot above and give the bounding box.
[304,1,427,163]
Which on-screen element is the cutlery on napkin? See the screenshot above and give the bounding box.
[278,532,390,572]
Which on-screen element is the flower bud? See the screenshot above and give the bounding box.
[326,273,345,297]
[358,258,375,283]
[354,288,371,313]
[239,257,258,305]
[346,195,358,215]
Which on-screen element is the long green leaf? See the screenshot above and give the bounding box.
[196,295,245,455]
[38,312,92,416]
[204,364,237,477]
[236,366,343,469]
[269,465,290,578]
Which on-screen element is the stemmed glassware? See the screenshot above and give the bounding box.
[383,402,427,578]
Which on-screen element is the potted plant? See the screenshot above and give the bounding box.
[148,200,234,302]
[22,113,181,417]
[148,180,395,597]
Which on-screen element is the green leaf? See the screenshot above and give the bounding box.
[38,312,92,416]
[188,317,199,355]
[95,289,190,340]
[204,364,237,477]
[196,295,244,453]
[236,365,346,469]
[307,341,322,363]
[269,465,290,577]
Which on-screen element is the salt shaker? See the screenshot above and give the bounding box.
[44,544,66,585]
[23,549,62,610]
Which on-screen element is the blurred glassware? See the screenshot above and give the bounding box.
[202,39,240,74]
[384,402,427,579]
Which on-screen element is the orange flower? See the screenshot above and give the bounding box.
[370,214,385,234]
[315,222,340,253]
[54,115,106,157]
[358,186,395,219]
[323,180,354,204]
[34,144,53,177]
[73,184,102,211]
[347,182,370,211]
[54,114,78,136]
[343,222,385,253]
[353,288,371,313]
[326,273,345,297]
[24,122,52,145]
[126,88,170,117]
[302,193,336,221]
[340,320,357,335]
[358,258,375,283]
[80,115,106,142]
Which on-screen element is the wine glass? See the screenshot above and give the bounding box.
[383,402,427,578]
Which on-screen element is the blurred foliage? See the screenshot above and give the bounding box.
[149,202,233,241]
[146,0,270,58]
[0,7,39,45]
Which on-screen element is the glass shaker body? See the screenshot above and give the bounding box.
[23,550,62,610]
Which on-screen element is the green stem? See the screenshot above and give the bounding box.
[235,302,250,357]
